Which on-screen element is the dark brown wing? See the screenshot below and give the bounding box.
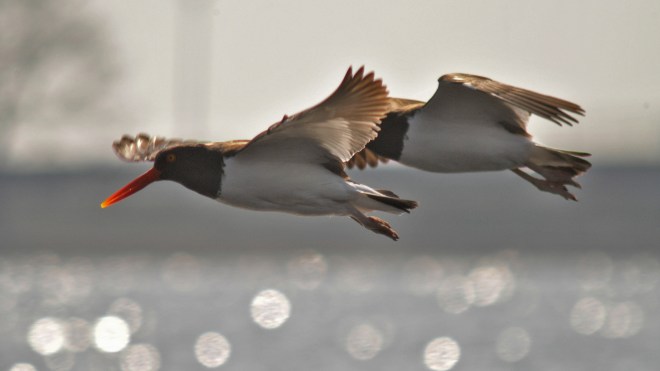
[440,73,584,127]
[346,97,423,169]
[346,147,389,169]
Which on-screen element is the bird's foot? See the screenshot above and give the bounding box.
[526,176,578,201]
[366,216,399,241]
[512,169,578,201]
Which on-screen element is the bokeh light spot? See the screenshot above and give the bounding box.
[601,301,645,339]
[121,343,161,371]
[345,323,384,360]
[27,317,65,355]
[93,316,130,353]
[423,337,461,371]
[195,332,231,368]
[250,289,291,329]
[469,264,516,306]
[495,327,531,363]
[109,298,144,334]
[570,297,606,335]
[287,250,327,290]
[9,364,37,371]
[64,317,91,352]
[436,276,475,314]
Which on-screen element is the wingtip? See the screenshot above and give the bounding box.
[355,65,365,79]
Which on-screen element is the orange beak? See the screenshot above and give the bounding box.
[101,168,161,208]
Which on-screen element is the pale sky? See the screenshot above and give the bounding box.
[7,0,660,170]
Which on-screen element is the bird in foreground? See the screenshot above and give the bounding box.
[101,67,417,240]
[348,73,592,200]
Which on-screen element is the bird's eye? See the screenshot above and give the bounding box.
[166,154,176,162]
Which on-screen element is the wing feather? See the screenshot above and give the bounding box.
[348,73,585,170]
[112,133,211,162]
[346,148,390,169]
[236,67,390,164]
[439,73,584,127]
[112,133,249,162]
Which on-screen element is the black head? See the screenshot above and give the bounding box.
[154,145,225,199]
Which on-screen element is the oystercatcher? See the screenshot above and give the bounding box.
[348,73,592,200]
[101,67,417,240]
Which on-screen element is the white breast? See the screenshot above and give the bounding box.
[399,113,534,173]
[218,157,356,216]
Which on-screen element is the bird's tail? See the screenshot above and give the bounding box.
[348,181,419,214]
[513,145,592,201]
[347,186,418,241]
[365,190,419,214]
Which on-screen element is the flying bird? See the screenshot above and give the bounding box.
[101,67,417,240]
[348,73,591,200]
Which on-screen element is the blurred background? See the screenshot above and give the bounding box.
[0,0,658,370]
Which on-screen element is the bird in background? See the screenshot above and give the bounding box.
[348,73,591,201]
[101,67,418,241]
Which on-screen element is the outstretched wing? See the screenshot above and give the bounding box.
[112,133,211,162]
[346,147,389,169]
[347,97,424,169]
[348,73,585,170]
[235,67,390,166]
[434,73,584,129]
[112,133,251,162]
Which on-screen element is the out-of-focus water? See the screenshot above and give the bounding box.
[0,166,658,371]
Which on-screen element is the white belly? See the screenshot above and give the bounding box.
[399,114,534,172]
[218,157,356,216]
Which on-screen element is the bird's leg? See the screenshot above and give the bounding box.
[511,169,577,201]
[349,210,399,241]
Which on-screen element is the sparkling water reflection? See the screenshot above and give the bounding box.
[423,337,461,371]
[286,250,327,290]
[570,297,607,335]
[28,317,65,355]
[250,289,291,329]
[9,364,37,371]
[195,332,231,368]
[600,301,644,339]
[3,246,658,370]
[495,326,531,363]
[436,275,475,314]
[93,316,130,353]
[468,265,512,307]
[345,323,384,360]
[120,343,161,371]
[109,298,143,334]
